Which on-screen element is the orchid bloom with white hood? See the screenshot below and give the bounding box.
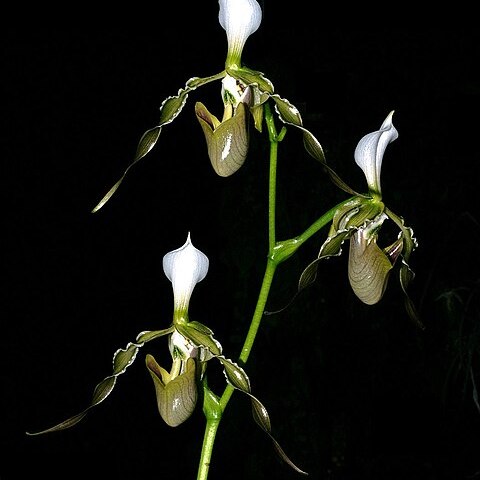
[298,111,421,327]
[92,0,270,212]
[195,0,264,177]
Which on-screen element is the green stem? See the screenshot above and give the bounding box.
[265,101,285,251]
[270,196,356,265]
[268,140,278,251]
[195,260,275,478]
[239,259,277,364]
[219,258,277,411]
[297,197,354,243]
[197,418,220,480]
[196,102,299,479]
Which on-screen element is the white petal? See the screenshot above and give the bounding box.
[354,110,398,197]
[163,233,209,313]
[218,0,262,65]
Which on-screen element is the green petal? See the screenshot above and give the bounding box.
[91,73,225,212]
[146,355,198,427]
[271,94,361,197]
[385,207,423,328]
[298,229,352,294]
[26,327,174,435]
[216,356,308,475]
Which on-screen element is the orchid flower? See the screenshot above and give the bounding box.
[145,233,212,426]
[91,0,268,211]
[91,0,355,213]
[296,112,422,327]
[26,233,305,473]
[25,232,213,433]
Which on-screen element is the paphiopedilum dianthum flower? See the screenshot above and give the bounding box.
[91,0,353,212]
[145,233,215,427]
[26,233,218,432]
[27,233,306,473]
[297,111,422,327]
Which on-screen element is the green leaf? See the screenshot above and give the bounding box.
[26,327,173,435]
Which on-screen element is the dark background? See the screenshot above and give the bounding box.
[2,10,480,480]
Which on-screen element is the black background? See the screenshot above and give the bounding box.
[2,9,480,480]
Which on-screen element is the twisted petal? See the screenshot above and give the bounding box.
[215,355,308,475]
[163,233,209,314]
[385,207,423,328]
[195,101,249,176]
[25,328,174,435]
[219,0,262,67]
[91,73,225,213]
[271,94,361,197]
[354,110,398,197]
